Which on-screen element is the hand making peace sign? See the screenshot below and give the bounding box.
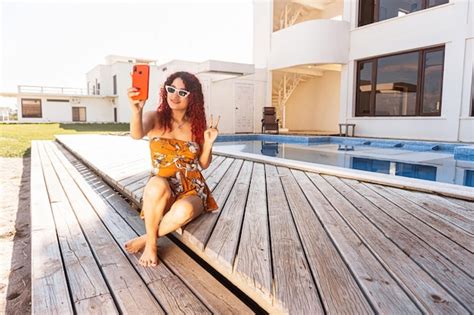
[204,114,220,145]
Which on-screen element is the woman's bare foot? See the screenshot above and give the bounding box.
[139,243,158,267]
[124,235,146,254]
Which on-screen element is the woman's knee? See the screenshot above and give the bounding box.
[143,177,172,201]
[171,203,195,224]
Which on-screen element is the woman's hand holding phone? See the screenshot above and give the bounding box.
[127,87,145,113]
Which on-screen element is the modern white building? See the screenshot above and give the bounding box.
[255,0,474,142]
[9,55,265,134]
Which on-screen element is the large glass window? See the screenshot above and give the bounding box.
[356,61,373,115]
[375,52,418,116]
[355,46,444,117]
[359,0,449,26]
[21,99,42,118]
[421,49,444,115]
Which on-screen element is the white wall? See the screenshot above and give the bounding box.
[338,0,474,141]
[18,96,114,123]
[286,71,340,132]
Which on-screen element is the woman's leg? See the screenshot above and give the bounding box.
[124,195,204,257]
[158,195,204,236]
[125,176,172,267]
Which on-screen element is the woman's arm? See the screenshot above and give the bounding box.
[199,141,213,169]
[128,87,155,139]
[199,115,220,169]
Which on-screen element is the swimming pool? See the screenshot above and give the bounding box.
[214,135,474,188]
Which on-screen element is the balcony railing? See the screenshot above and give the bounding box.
[18,85,99,96]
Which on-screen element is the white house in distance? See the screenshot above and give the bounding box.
[8,55,265,134]
[255,0,474,142]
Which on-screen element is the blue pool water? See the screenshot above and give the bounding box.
[214,135,474,187]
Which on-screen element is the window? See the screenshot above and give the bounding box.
[471,58,474,116]
[21,99,42,118]
[113,75,117,95]
[72,107,86,122]
[358,0,449,26]
[355,46,444,117]
[97,83,101,95]
[47,99,69,102]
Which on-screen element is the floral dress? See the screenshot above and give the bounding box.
[139,136,218,219]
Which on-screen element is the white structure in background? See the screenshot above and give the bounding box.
[8,55,265,134]
[255,0,474,142]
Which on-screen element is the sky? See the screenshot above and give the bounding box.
[0,0,254,108]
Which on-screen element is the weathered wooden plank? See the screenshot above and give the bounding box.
[55,142,254,314]
[37,142,118,314]
[30,141,74,315]
[321,174,469,314]
[444,197,474,212]
[342,178,474,310]
[368,184,474,253]
[181,159,244,251]
[388,187,474,233]
[47,142,211,314]
[361,182,473,276]
[204,157,235,190]
[278,167,373,314]
[292,170,421,314]
[265,164,323,314]
[204,160,253,270]
[201,155,225,178]
[233,163,272,302]
[42,144,165,314]
[118,170,150,188]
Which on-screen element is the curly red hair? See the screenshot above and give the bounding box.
[157,71,207,146]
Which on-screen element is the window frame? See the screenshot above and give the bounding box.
[358,0,449,27]
[355,45,445,117]
[21,98,42,118]
[72,106,87,122]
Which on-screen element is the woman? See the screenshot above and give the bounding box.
[124,71,219,267]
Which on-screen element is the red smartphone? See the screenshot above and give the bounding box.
[132,64,149,101]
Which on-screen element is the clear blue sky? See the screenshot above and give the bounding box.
[0,0,254,107]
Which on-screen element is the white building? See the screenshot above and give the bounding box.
[10,55,265,134]
[255,0,474,142]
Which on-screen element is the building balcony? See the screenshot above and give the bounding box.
[269,19,349,70]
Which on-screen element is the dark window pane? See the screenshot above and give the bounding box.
[21,99,42,118]
[359,0,374,26]
[375,52,419,116]
[357,61,373,115]
[379,0,422,21]
[72,107,86,122]
[113,75,117,95]
[428,0,449,8]
[471,61,474,116]
[396,162,437,181]
[422,49,444,115]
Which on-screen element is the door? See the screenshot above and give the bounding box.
[72,107,86,122]
[234,83,254,133]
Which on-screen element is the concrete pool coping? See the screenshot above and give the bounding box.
[212,148,474,202]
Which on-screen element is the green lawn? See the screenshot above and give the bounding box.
[0,123,130,157]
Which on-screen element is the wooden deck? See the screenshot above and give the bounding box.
[31,140,253,314]
[55,134,474,314]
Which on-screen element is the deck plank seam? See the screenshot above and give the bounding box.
[50,143,214,313]
[230,162,255,272]
[303,171,425,313]
[360,181,474,279]
[339,177,473,310]
[368,183,473,254]
[319,174,465,313]
[34,141,77,314]
[202,159,246,251]
[290,170,379,314]
[47,143,168,313]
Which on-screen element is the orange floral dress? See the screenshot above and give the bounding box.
[140,136,218,219]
